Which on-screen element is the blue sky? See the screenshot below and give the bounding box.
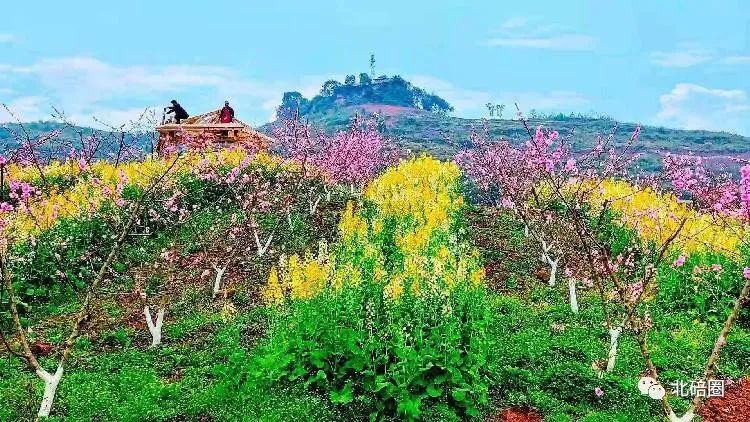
[1,1,749,134]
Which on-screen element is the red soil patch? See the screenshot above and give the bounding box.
[698,378,750,421]
[486,407,543,422]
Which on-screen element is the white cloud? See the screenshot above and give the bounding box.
[0,56,338,127]
[650,44,750,68]
[0,96,48,123]
[724,55,750,65]
[0,34,14,44]
[651,49,713,67]
[487,18,596,51]
[487,34,596,51]
[410,74,589,117]
[1,57,266,106]
[655,83,750,134]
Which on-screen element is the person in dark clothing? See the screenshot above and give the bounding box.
[219,101,234,123]
[165,100,189,124]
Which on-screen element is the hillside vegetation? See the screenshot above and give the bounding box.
[1,114,749,421]
[277,106,750,171]
[276,73,453,119]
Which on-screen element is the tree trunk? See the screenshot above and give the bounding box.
[568,279,578,313]
[546,255,559,287]
[253,228,273,257]
[540,239,552,263]
[606,326,622,372]
[144,305,165,347]
[212,264,227,298]
[36,365,63,418]
[309,195,321,215]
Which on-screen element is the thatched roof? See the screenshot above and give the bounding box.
[158,109,275,144]
[182,109,242,125]
[156,109,274,153]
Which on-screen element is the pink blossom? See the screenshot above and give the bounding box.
[744,267,750,280]
[627,281,644,302]
[564,158,577,172]
[500,197,515,209]
[594,387,604,397]
[274,114,392,186]
[712,264,723,272]
[673,255,686,268]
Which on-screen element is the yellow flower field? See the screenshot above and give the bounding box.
[265,156,483,303]
[587,179,748,256]
[2,148,297,240]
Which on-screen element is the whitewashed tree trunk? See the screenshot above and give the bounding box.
[286,209,293,228]
[538,239,558,286]
[668,408,695,422]
[568,279,579,313]
[324,187,332,201]
[309,195,321,215]
[144,305,165,347]
[212,264,227,298]
[253,227,273,257]
[523,224,529,237]
[36,365,63,418]
[540,239,552,263]
[547,256,559,286]
[606,326,622,372]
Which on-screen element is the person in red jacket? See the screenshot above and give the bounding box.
[219,101,234,123]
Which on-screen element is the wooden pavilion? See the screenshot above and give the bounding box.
[156,109,273,154]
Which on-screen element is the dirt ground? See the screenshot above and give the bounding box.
[698,378,750,421]
[486,407,543,422]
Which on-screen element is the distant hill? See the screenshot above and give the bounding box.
[268,74,750,171]
[263,103,750,172]
[276,74,453,119]
[0,121,157,157]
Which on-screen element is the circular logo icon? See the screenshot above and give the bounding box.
[638,376,657,395]
[647,384,666,400]
[637,376,665,400]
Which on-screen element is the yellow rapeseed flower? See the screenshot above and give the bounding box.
[587,179,747,256]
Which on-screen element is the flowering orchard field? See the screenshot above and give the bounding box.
[1,114,749,421]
